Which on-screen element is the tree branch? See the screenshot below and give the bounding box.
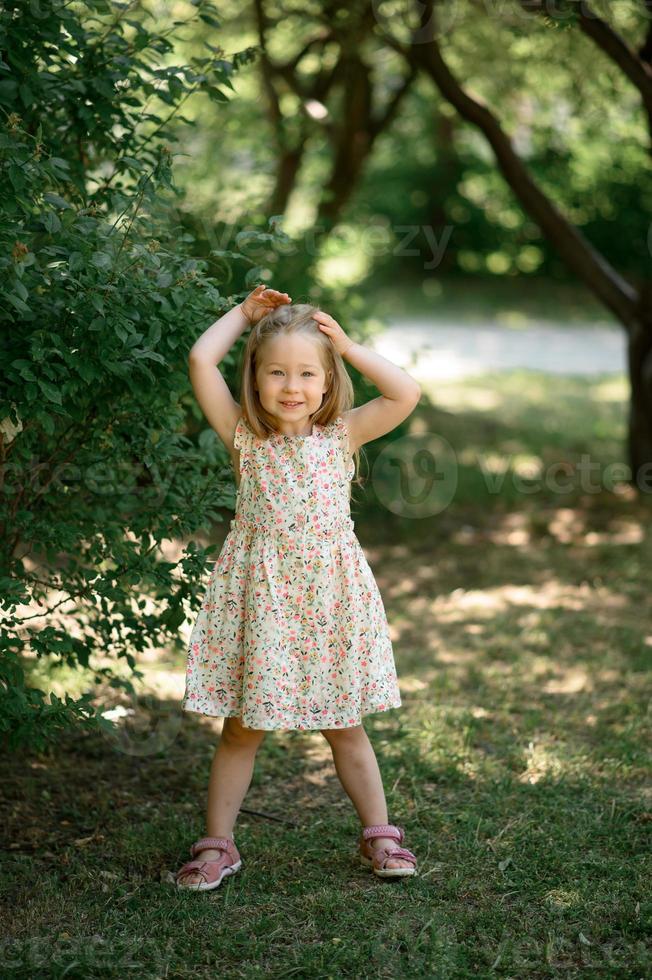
[369,65,418,142]
[639,0,652,64]
[520,0,652,141]
[387,1,638,328]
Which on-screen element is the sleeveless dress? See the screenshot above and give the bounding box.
[181,414,402,731]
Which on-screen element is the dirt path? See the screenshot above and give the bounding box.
[371,319,625,381]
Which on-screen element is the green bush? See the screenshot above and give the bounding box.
[0,0,277,750]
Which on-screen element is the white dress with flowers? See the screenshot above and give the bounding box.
[181,414,401,731]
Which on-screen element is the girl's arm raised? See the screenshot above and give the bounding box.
[313,310,421,453]
[188,286,291,451]
[188,303,250,452]
[189,302,250,364]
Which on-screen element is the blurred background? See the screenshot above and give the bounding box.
[2,1,650,975]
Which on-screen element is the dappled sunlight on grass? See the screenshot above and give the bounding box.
[590,377,629,402]
[5,359,650,978]
[517,739,565,785]
[543,667,591,694]
[419,369,627,465]
[364,480,651,796]
[545,507,644,545]
[398,676,429,693]
[544,888,582,910]
[431,383,506,413]
[369,369,639,517]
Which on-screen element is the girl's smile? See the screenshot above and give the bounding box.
[256,333,330,434]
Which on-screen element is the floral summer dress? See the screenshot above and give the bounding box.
[181,414,402,731]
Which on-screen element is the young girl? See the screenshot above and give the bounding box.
[175,284,421,889]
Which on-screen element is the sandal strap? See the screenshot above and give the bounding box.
[191,836,236,858]
[361,824,404,843]
[177,859,212,881]
[374,846,417,868]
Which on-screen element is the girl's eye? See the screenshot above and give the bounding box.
[271,370,314,376]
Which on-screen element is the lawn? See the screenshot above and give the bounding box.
[2,369,650,978]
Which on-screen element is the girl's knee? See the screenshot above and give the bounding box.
[222,716,266,744]
[321,724,365,743]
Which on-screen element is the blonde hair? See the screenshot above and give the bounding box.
[237,302,365,492]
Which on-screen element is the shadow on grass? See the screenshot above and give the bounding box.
[2,374,650,977]
[1,671,649,978]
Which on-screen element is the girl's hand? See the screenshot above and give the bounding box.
[240,284,291,325]
[312,310,354,357]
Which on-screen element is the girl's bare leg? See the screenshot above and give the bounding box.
[321,724,412,869]
[177,716,266,886]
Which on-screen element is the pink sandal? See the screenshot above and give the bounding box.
[175,836,242,891]
[359,824,417,878]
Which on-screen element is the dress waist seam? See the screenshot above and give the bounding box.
[230,515,355,538]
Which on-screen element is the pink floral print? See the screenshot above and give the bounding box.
[181,414,402,730]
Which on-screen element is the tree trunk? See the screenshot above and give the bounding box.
[386,0,652,489]
[627,298,652,490]
[316,54,373,230]
[428,110,458,274]
[265,146,306,218]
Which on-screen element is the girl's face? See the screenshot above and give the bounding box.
[255,334,330,431]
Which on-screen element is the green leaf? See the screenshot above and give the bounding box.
[74,360,97,384]
[91,252,112,270]
[42,211,61,234]
[44,192,75,211]
[41,412,55,435]
[11,359,37,382]
[7,293,30,313]
[133,349,166,364]
[38,380,63,404]
[105,360,129,376]
[19,84,34,107]
[0,79,18,103]
[8,165,26,191]
[206,86,229,104]
[48,157,71,175]
[163,604,186,629]
[13,279,29,301]
[168,76,184,98]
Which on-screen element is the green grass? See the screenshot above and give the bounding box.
[361,272,618,326]
[2,369,651,978]
[353,370,633,539]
